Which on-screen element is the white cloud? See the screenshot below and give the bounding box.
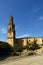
[0,28,7,34]
[17,33,30,38]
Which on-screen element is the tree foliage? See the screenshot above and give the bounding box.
[0,42,13,56]
[26,39,41,52]
[13,43,23,52]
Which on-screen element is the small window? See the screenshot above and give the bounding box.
[29,40,30,41]
[10,27,11,31]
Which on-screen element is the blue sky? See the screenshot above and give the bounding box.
[0,0,43,41]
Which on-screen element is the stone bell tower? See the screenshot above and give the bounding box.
[7,16,15,47]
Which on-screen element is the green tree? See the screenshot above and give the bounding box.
[26,39,41,53]
[13,43,23,52]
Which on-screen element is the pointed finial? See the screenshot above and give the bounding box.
[10,16,13,21]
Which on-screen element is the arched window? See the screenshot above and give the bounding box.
[10,27,12,31]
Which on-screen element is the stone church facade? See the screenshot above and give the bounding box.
[7,16,42,51]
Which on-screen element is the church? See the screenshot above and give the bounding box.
[7,16,43,51]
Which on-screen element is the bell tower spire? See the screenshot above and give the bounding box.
[10,16,13,23]
[7,16,15,47]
